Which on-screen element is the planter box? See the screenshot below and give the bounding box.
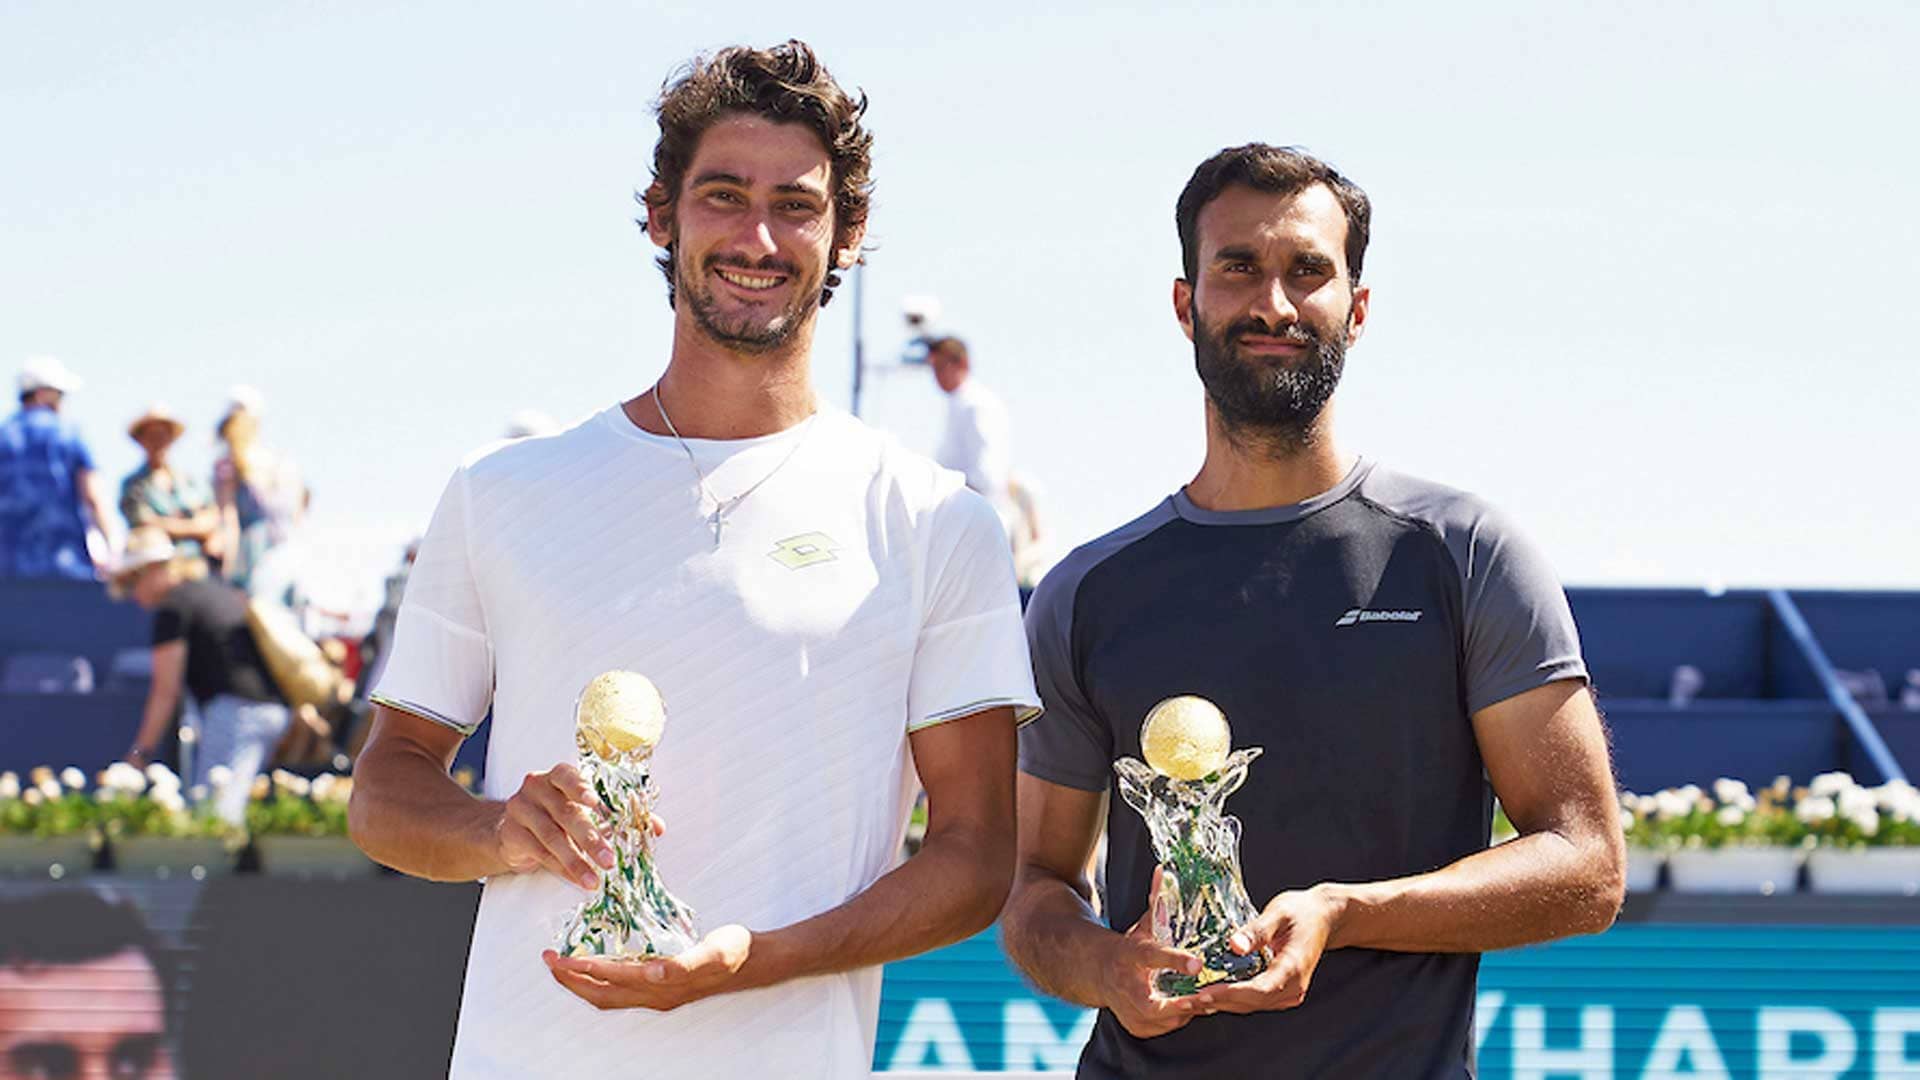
[1806,847,1920,896]
[253,835,380,879]
[109,836,238,880]
[1625,847,1664,892]
[1666,847,1801,895]
[0,835,96,878]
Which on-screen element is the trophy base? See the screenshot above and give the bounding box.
[1156,944,1268,997]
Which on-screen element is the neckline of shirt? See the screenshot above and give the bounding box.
[1170,457,1375,526]
[597,402,834,453]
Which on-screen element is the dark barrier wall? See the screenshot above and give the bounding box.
[6,877,1920,1079]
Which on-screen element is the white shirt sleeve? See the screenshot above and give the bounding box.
[370,466,494,736]
[907,483,1042,732]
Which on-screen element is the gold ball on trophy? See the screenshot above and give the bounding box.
[1141,695,1231,780]
[576,671,666,759]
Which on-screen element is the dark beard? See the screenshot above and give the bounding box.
[676,246,822,354]
[1192,308,1347,451]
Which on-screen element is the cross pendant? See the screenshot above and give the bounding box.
[707,507,725,548]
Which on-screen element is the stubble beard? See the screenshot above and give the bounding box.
[676,242,823,355]
[1191,306,1350,455]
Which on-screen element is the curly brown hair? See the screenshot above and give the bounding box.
[641,40,873,309]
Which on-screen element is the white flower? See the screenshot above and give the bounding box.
[23,788,44,806]
[1713,778,1751,806]
[1619,807,1635,831]
[36,777,62,800]
[188,785,210,804]
[104,762,147,794]
[1809,771,1855,799]
[311,774,338,802]
[1872,781,1918,813]
[207,765,234,792]
[1716,806,1747,828]
[144,762,180,788]
[1839,787,1878,823]
[1850,809,1881,838]
[1654,789,1694,821]
[151,787,187,814]
[0,773,18,800]
[59,767,85,791]
[1798,795,1837,823]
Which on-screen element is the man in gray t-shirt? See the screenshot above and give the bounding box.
[1001,146,1625,1079]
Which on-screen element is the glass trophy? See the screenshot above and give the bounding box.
[555,671,699,960]
[1114,694,1266,996]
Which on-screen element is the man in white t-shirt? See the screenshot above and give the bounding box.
[929,336,1015,512]
[348,40,1039,1079]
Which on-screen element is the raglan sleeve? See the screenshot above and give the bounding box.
[1459,506,1589,716]
[369,465,494,737]
[905,483,1042,732]
[1015,559,1113,792]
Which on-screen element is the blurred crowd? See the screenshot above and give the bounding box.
[0,356,307,600]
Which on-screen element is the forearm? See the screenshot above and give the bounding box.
[347,744,509,882]
[1321,824,1625,954]
[742,824,1011,990]
[133,687,179,752]
[1000,868,1119,1008]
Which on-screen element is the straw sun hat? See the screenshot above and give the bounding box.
[127,403,187,444]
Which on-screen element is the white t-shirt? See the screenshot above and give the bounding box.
[372,404,1040,1079]
[934,378,1013,506]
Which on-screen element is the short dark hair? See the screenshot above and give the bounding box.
[0,889,166,973]
[1175,144,1371,284]
[927,336,969,364]
[641,40,874,309]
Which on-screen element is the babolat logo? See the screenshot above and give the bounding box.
[768,532,840,570]
[1335,608,1424,627]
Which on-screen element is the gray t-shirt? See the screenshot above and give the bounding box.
[1019,459,1587,1079]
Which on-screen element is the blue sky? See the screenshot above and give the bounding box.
[5,1,1915,615]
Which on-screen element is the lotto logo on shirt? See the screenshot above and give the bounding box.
[768,532,840,570]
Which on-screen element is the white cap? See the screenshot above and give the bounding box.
[504,409,560,440]
[17,356,83,395]
[901,295,943,325]
[109,527,177,580]
[225,384,266,416]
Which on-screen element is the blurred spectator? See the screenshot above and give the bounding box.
[111,527,290,825]
[0,890,175,1078]
[928,337,1015,512]
[212,386,305,596]
[1902,670,1920,711]
[0,357,111,580]
[345,539,418,756]
[120,404,222,569]
[1668,664,1705,707]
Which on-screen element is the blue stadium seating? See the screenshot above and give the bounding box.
[3,578,1917,791]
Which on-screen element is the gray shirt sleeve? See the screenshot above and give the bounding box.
[1455,506,1589,715]
[1016,561,1114,792]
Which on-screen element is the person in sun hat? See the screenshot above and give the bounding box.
[110,525,289,824]
[0,356,113,580]
[120,403,222,568]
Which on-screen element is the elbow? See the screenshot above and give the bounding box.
[346,784,386,866]
[1574,833,1629,936]
[948,829,1017,940]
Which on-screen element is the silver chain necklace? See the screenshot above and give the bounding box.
[653,384,818,548]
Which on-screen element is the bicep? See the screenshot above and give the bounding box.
[909,706,1016,834]
[1016,772,1105,895]
[362,703,469,774]
[1474,679,1617,837]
